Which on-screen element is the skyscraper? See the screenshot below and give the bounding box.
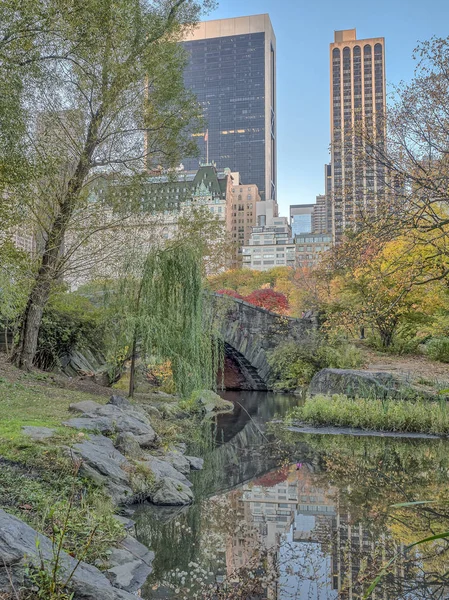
[330,29,386,242]
[182,15,277,201]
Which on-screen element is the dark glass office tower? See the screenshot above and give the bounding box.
[182,15,276,200]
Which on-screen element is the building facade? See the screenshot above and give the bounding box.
[295,233,332,268]
[182,14,277,201]
[330,29,386,242]
[312,194,329,234]
[228,179,261,267]
[242,200,296,271]
[290,204,314,236]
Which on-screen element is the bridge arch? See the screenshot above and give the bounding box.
[213,295,315,390]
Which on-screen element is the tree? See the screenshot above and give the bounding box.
[107,239,218,397]
[321,229,449,348]
[245,289,289,315]
[2,0,214,370]
[361,36,449,278]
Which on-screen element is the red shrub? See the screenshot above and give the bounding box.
[244,288,289,314]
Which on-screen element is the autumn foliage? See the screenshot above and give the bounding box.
[245,289,289,314]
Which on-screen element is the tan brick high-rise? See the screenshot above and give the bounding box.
[330,29,386,242]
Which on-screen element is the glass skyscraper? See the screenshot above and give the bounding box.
[182,15,276,201]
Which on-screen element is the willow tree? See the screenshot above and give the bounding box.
[3,0,215,370]
[110,240,219,397]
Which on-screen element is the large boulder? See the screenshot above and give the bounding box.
[0,509,137,600]
[65,397,157,447]
[139,456,192,488]
[105,535,154,593]
[71,435,135,505]
[150,477,194,506]
[192,389,234,414]
[308,368,436,400]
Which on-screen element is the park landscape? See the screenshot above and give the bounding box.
[1,0,449,599]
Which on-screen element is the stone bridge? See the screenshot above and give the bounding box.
[212,294,315,391]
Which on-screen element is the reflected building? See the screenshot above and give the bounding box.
[182,15,277,201]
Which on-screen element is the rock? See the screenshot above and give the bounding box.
[163,450,191,476]
[142,405,162,419]
[0,509,136,600]
[192,389,234,413]
[150,477,194,506]
[108,395,133,409]
[308,368,436,400]
[174,442,187,454]
[64,402,157,447]
[140,456,192,488]
[71,435,134,505]
[106,535,154,593]
[114,432,143,459]
[185,456,204,471]
[112,515,136,531]
[69,400,104,414]
[21,426,54,440]
[63,416,115,434]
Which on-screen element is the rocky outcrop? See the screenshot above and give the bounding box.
[0,509,138,600]
[309,368,438,400]
[64,395,203,507]
[65,397,157,447]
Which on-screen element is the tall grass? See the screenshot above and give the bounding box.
[290,394,449,435]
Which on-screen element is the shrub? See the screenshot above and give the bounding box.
[426,337,449,363]
[268,335,363,390]
[245,288,289,314]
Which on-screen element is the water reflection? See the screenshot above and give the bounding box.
[134,392,449,599]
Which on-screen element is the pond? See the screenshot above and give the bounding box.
[134,391,449,599]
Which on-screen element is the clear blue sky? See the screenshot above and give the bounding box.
[207,0,449,215]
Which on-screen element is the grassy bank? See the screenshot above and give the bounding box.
[289,394,449,435]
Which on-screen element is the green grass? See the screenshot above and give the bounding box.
[0,367,123,564]
[290,394,449,435]
[0,378,107,440]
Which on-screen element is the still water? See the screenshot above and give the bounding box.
[134,391,449,599]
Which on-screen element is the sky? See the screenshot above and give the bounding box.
[206,0,449,216]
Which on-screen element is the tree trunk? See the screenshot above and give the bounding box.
[13,107,104,369]
[128,328,138,398]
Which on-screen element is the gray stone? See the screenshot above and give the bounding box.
[308,368,435,400]
[114,432,143,459]
[150,477,194,506]
[106,535,154,593]
[112,515,136,531]
[163,450,191,476]
[21,426,54,440]
[193,389,234,414]
[71,435,134,504]
[64,403,157,447]
[185,456,204,471]
[69,400,104,414]
[0,509,136,600]
[139,456,192,488]
[108,394,133,409]
[63,416,115,433]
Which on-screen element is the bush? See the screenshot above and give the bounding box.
[426,337,449,363]
[35,292,105,371]
[268,335,363,391]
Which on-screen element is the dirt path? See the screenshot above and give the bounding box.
[361,347,449,385]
